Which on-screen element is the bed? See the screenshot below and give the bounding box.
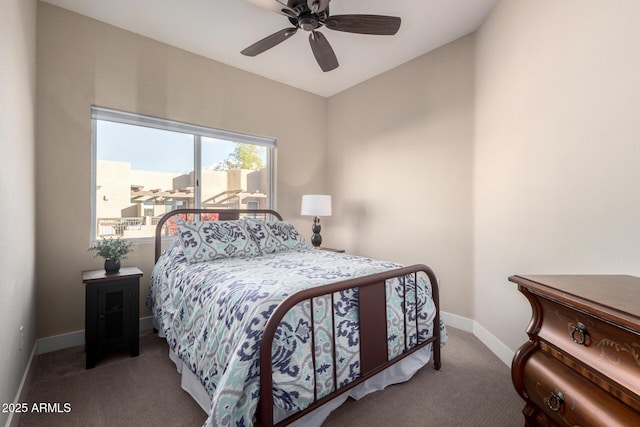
[147,208,445,426]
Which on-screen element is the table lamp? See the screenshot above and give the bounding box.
[300,195,332,248]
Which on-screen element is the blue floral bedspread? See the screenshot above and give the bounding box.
[147,240,445,427]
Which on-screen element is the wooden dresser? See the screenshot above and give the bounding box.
[510,275,640,426]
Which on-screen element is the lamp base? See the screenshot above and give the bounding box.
[310,216,322,248]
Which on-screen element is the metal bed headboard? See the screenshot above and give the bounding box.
[154,208,283,262]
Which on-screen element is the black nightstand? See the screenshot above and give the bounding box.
[82,267,142,369]
[320,247,345,253]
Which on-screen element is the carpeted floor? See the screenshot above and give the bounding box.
[18,327,524,426]
[323,328,524,427]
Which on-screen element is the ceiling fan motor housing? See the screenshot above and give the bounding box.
[299,14,319,31]
[287,1,329,30]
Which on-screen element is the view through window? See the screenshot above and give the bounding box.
[92,107,275,240]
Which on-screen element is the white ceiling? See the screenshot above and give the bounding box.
[41,0,496,97]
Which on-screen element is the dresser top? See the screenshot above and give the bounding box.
[510,275,640,329]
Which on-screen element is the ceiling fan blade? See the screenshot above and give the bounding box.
[241,27,298,57]
[307,0,330,13]
[324,15,401,35]
[244,0,296,17]
[309,31,338,72]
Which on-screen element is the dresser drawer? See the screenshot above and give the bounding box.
[536,295,640,407]
[523,351,640,426]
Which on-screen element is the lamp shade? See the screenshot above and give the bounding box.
[301,195,332,216]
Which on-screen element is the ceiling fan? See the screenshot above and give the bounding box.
[242,0,401,72]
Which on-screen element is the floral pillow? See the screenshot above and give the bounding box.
[243,218,309,254]
[176,218,260,263]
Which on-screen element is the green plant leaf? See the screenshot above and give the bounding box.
[88,237,133,261]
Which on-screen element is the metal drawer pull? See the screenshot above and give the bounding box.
[570,322,588,345]
[546,391,564,412]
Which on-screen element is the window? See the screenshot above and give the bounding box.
[91,107,275,240]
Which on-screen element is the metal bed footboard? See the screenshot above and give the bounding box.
[259,264,441,427]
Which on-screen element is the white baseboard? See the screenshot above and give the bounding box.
[472,321,515,367]
[34,313,514,367]
[440,311,474,333]
[37,316,154,355]
[5,340,38,427]
[441,311,514,367]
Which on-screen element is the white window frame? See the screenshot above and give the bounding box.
[90,106,276,242]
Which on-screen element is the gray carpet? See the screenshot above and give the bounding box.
[324,328,523,426]
[19,327,524,426]
[19,331,207,427]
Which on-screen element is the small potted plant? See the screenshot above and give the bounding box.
[88,237,133,273]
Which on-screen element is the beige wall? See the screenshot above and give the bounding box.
[326,36,475,318]
[474,0,640,351]
[0,0,37,422]
[36,3,326,338]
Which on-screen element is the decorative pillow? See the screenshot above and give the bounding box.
[176,219,260,263]
[243,218,309,254]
